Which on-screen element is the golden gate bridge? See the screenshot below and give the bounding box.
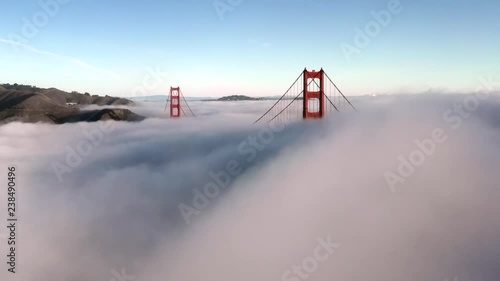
[165,68,356,122]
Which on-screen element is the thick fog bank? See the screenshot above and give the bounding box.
[1,93,500,281]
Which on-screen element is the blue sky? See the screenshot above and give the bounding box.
[1,0,499,97]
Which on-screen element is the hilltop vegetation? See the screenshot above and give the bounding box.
[0,83,144,125]
[217,95,263,101]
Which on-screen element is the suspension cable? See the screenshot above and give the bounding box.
[254,72,303,124]
[164,95,170,112]
[269,91,304,123]
[324,72,357,111]
[180,89,196,117]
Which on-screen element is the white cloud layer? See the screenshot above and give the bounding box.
[1,94,500,281]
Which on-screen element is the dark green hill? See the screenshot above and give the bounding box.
[217,95,262,101]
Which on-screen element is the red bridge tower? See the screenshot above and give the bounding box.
[303,68,325,119]
[169,87,181,118]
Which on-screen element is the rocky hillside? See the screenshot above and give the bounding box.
[0,84,144,125]
[1,83,135,106]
